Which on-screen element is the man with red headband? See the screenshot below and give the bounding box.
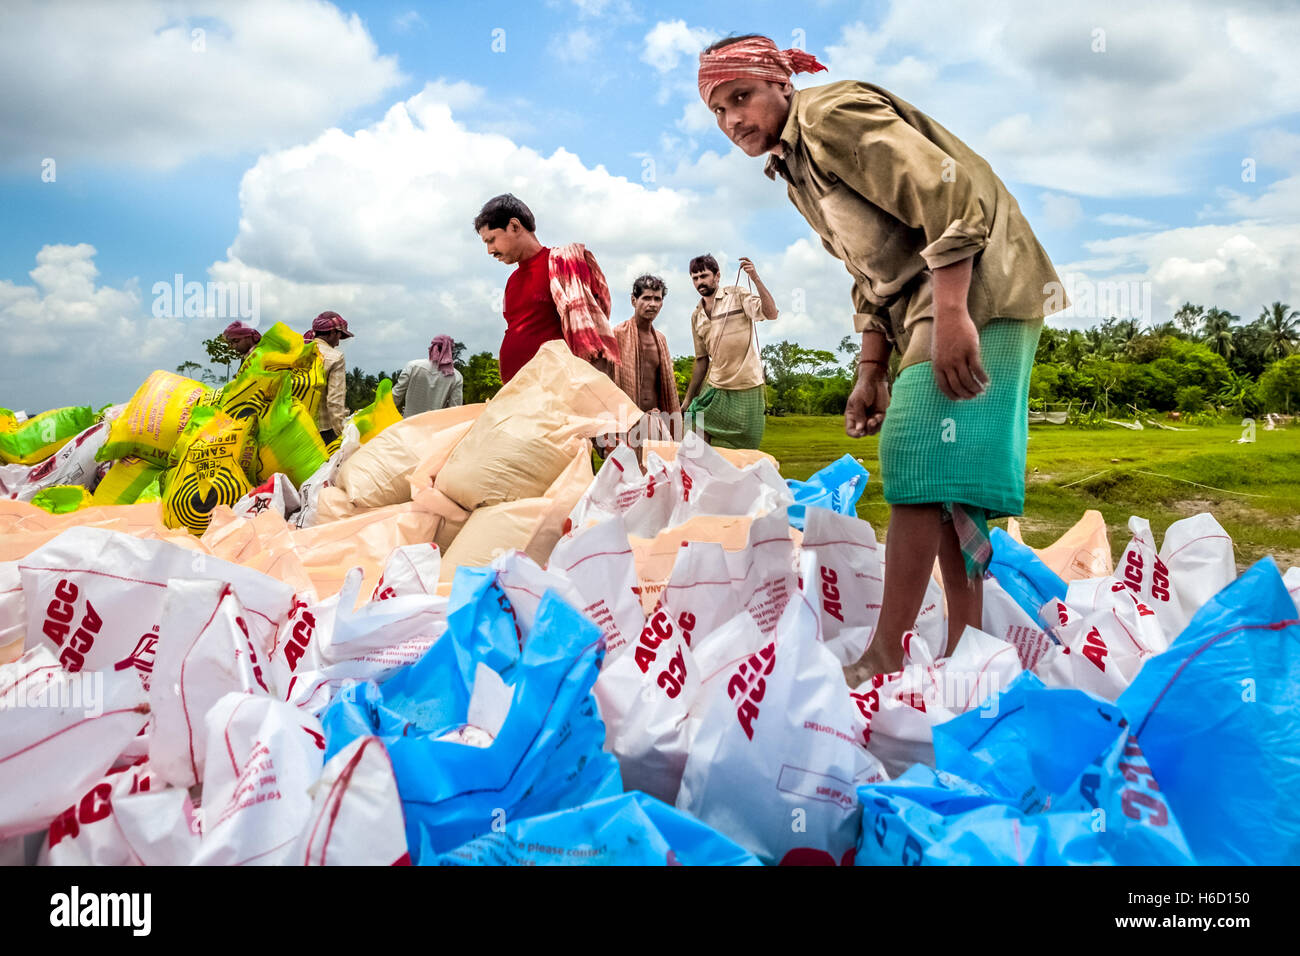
[222,321,261,356]
[394,334,464,416]
[699,34,1066,678]
[222,321,261,376]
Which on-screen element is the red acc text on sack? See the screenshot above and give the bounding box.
[727,643,775,741]
[634,609,693,699]
[42,579,102,672]
[820,566,844,623]
[1121,551,1171,602]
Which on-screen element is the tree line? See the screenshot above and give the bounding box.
[182,300,1300,419]
[754,300,1300,420]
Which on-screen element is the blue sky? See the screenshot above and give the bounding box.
[2,0,1298,412]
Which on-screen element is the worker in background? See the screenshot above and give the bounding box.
[394,334,464,416]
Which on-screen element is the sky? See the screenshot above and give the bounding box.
[2,0,1298,412]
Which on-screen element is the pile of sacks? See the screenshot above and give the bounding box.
[0,321,402,534]
[2,341,1299,866]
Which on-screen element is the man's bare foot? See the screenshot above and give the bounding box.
[842,635,905,688]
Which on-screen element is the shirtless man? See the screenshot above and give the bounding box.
[612,275,681,448]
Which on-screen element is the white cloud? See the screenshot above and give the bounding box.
[666,147,788,216]
[418,79,486,113]
[1089,226,1300,320]
[641,19,716,73]
[1215,174,1300,224]
[546,0,634,20]
[0,0,404,169]
[393,10,425,32]
[1040,192,1084,231]
[1251,127,1300,170]
[676,99,715,134]
[570,0,611,16]
[1096,213,1163,230]
[1050,154,1300,327]
[198,82,763,375]
[549,28,598,63]
[821,1,1300,198]
[0,244,200,412]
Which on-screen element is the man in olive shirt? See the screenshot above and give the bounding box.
[682,254,778,449]
[699,35,1066,677]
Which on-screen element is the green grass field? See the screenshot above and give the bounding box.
[761,416,1300,571]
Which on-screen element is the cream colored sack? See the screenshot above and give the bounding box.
[0,500,200,561]
[338,404,485,510]
[408,420,479,510]
[643,439,780,471]
[1006,509,1113,581]
[435,341,640,511]
[440,445,594,580]
[630,514,803,614]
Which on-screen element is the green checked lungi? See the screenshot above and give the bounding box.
[879,318,1043,577]
[685,384,766,450]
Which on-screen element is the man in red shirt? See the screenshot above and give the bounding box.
[474,194,617,383]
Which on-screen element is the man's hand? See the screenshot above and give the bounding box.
[589,355,615,379]
[845,369,890,437]
[931,308,989,400]
[739,257,779,320]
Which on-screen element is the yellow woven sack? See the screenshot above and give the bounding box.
[217,364,281,424]
[97,370,212,466]
[161,407,251,536]
[352,379,401,445]
[91,456,164,505]
[290,350,326,421]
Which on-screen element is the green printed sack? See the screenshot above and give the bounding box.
[257,374,327,486]
[0,405,96,465]
[254,321,316,371]
[31,485,94,514]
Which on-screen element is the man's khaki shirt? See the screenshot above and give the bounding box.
[314,339,349,434]
[765,81,1065,371]
[690,286,769,390]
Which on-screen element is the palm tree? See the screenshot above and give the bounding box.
[1110,318,1142,356]
[1061,329,1087,365]
[1085,326,1109,358]
[1257,301,1300,360]
[1201,308,1238,359]
[1216,370,1256,416]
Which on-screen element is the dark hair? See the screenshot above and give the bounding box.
[702,34,770,55]
[688,254,720,276]
[473,193,536,233]
[632,274,667,298]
